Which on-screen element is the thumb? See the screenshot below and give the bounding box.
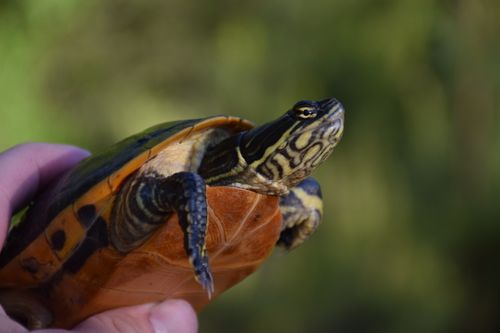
[73,300,198,333]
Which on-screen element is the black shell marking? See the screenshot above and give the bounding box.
[62,216,109,274]
[49,231,66,251]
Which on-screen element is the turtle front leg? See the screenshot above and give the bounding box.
[277,177,323,250]
[110,171,214,296]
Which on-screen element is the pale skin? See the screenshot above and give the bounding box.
[0,143,198,333]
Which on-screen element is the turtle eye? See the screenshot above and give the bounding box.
[293,106,318,120]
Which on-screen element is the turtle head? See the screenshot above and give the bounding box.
[240,97,344,189]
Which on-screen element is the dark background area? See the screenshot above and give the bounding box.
[1,1,499,332]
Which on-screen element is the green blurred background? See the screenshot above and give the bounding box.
[1,0,499,332]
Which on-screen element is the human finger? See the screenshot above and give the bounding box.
[73,299,198,333]
[0,143,89,245]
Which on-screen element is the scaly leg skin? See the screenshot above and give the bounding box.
[277,177,323,250]
[110,171,214,297]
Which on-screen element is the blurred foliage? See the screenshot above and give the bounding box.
[1,0,500,332]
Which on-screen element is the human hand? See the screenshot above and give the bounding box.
[0,143,198,333]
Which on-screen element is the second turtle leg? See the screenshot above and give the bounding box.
[277,177,323,250]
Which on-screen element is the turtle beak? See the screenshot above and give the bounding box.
[319,97,344,119]
[318,97,344,144]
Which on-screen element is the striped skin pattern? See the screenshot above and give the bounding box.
[255,100,344,190]
[198,98,344,196]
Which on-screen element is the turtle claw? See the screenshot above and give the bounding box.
[195,266,214,299]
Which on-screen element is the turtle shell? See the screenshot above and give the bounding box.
[0,116,282,328]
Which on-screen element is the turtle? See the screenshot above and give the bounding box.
[0,97,344,329]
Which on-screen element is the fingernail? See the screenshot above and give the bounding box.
[149,299,197,333]
[150,316,168,333]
